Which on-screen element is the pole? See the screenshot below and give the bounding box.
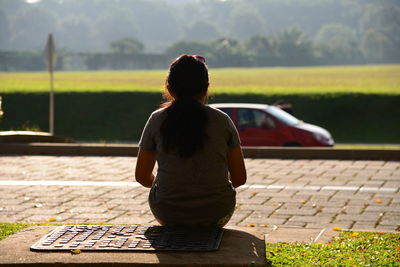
[46,33,55,135]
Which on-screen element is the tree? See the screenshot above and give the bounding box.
[110,38,144,55]
[228,7,267,41]
[131,2,179,48]
[57,15,91,52]
[10,5,58,50]
[165,41,212,60]
[183,21,220,42]
[362,29,392,62]
[93,7,138,51]
[360,2,400,61]
[0,8,10,49]
[275,28,315,66]
[245,35,278,66]
[315,24,362,64]
[207,38,251,67]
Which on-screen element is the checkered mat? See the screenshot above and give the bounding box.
[30,225,224,252]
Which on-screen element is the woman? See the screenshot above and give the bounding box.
[135,54,246,226]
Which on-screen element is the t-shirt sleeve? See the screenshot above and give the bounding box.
[226,114,241,148]
[138,113,157,151]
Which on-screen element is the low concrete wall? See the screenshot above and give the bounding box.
[1,143,399,161]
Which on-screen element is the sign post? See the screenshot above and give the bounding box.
[45,33,55,135]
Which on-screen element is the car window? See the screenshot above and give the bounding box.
[219,108,233,119]
[266,106,299,126]
[238,109,275,129]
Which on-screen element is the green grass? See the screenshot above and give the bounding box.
[335,144,400,150]
[266,231,400,266]
[1,65,399,95]
[0,222,41,241]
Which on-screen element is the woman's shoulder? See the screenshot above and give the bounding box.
[150,107,167,118]
[205,105,231,122]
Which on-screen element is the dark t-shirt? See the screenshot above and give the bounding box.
[138,105,241,226]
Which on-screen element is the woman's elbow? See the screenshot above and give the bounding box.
[135,174,143,184]
[135,171,153,188]
[231,175,247,188]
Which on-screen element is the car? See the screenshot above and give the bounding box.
[210,103,334,147]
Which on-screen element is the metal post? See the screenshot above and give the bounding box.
[46,33,55,135]
[49,67,54,135]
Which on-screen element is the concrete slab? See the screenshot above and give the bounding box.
[1,142,399,160]
[264,227,339,244]
[0,226,266,266]
[0,131,73,143]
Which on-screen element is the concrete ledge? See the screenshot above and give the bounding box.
[242,146,400,161]
[1,143,399,160]
[0,143,139,157]
[0,131,74,143]
[0,226,266,266]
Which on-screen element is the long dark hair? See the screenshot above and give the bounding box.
[160,54,209,158]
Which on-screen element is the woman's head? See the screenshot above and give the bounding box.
[166,54,209,101]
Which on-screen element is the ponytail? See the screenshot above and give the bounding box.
[160,55,209,158]
[160,98,208,157]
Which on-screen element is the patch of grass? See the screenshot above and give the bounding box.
[0,222,39,241]
[266,231,400,266]
[335,144,400,150]
[1,65,399,95]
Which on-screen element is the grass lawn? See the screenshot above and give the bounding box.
[266,231,400,266]
[0,222,42,241]
[1,64,399,95]
[0,223,398,265]
[335,144,400,150]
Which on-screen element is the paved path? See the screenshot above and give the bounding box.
[0,156,399,232]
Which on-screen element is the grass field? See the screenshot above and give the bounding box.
[1,64,399,95]
[335,144,400,149]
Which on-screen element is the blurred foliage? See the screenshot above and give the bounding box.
[0,0,399,70]
[1,92,399,143]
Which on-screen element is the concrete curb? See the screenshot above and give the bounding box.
[242,146,400,160]
[0,143,399,160]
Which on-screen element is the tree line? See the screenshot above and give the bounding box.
[0,0,399,70]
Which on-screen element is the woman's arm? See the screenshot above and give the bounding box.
[135,148,157,188]
[227,146,247,188]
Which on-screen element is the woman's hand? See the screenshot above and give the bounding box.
[135,148,157,188]
[227,146,247,188]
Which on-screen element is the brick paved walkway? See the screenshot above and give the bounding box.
[0,156,399,231]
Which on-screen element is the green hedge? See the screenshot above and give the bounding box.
[1,92,399,143]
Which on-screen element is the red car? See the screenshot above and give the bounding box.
[210,103,334,147]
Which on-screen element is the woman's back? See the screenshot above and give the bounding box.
[140,105,240,225]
